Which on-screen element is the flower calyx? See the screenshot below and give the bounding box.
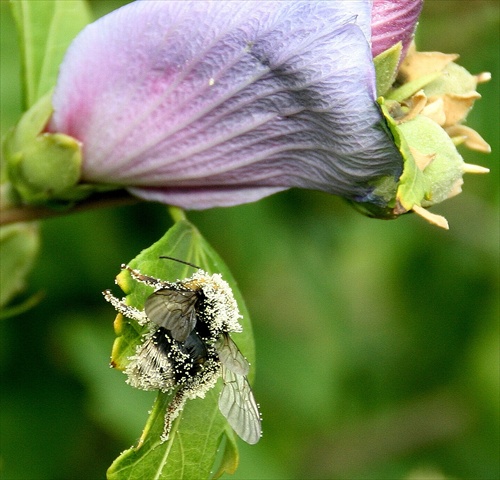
[370,44,491,229]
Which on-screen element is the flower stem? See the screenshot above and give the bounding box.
[0,190,140,225]
[167,206,187,223]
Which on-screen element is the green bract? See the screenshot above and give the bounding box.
[398,115,465,208]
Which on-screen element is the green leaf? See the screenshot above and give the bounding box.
[108,389,230,480]
[107,218,255,480]
[211,435,239,479]
[10,0,92,109]
[0,223,40,310]
[0,290,44,320]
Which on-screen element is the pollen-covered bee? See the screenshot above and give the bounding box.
[103,258,262,445]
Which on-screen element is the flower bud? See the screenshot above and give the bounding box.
[47,1,405,210]
[371,0,423,58]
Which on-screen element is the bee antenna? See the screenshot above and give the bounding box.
[159,256,200,270]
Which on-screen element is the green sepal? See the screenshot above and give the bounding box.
[374,42,402,97]
[107,217,255,480]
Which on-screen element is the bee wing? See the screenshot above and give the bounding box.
[218,366,261,444]
[125,329,176,392]
[216,333,250,376]
[144,288,198,341]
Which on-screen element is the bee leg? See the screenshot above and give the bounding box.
[121,264,172,290]
[160,387,189,443]
[102,290,149,325]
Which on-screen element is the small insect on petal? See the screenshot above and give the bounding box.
[103,259,262,444]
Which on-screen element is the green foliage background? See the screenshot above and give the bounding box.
[1,1,498,478]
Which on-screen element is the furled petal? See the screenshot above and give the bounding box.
[371,0,423,58]
[49,1,403,209]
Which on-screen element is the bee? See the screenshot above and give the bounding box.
[103,258,262,445]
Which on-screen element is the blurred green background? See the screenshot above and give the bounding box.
[1,1,498,479]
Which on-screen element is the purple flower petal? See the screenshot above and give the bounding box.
[49,1,403,209]
[371,0,423,58]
